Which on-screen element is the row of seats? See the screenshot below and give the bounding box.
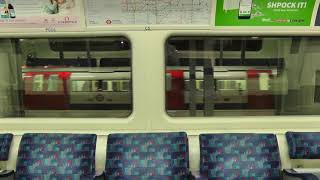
[0,132,319,179]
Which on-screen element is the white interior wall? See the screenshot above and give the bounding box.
[0,53,11,117]
[0,40,15,118]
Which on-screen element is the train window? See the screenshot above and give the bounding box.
[101,81,109,91]
[0,37,132,118]
[71,81,92,92]
[121,81,130,92]
[166,37,320,117]
[47,75,61,92]
[31,75,45,92]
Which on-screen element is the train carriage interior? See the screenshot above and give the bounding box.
[1,1,320,179]
[0,34,320,179]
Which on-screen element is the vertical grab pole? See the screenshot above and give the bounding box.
[203,39,214,116]
[86,40,92,67]
[59,41,64,61]
[241,39,246,65]
[188,39,198,116]
[189,58,197,117]
[219,40,224,66]
[59,50,64,61]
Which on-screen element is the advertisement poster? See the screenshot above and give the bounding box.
[216,0,316,26]
[0,0,82,29]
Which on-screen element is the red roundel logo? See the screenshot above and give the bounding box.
[106,19,112,24]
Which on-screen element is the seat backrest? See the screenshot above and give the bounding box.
[105,132,189,179]
[0,133,13,161]
[16,133,97,179]
[200,133,281,179]
[286,132,320,159]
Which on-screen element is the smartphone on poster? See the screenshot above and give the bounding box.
[238,0,253,19]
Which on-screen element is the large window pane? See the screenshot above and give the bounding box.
[166,37,320,117]
[0,37,132,118]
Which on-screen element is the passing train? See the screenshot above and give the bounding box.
[166,69,284,115]
[23,58,132,110]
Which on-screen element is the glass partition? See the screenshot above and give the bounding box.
[0,37,132,118]
[166,37,320,117]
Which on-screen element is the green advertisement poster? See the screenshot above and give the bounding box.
[216,0,316,26]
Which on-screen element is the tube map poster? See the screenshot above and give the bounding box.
[215,0,316,26]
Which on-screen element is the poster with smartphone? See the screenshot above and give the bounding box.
[216,0,316,26]
[0,0,83,30]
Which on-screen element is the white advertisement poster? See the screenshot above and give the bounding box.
[0,0,83,29]
[85,0,212,26]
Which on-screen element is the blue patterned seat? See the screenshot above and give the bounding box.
[105,132,190,179]
[199,133,281,180]
[286,132,320,159]
[0,133,13,161]
[15,133,97,180]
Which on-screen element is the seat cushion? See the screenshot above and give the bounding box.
[0,133,13,161]
[200,133,281,179]
[286,132,320,159]
[16,133,97,179]
[105,132,189,179]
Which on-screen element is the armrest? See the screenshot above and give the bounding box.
[187,171,195,180]
[75,172,104,180]
[190,171,209,180]
[94,172,105,180]
[283,169,319,180]
[0,170,14,179]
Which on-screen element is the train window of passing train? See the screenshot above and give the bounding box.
[166,37,320,117]
[31,75,45,92]
[0,37,132,118]
[47,75,61,92]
